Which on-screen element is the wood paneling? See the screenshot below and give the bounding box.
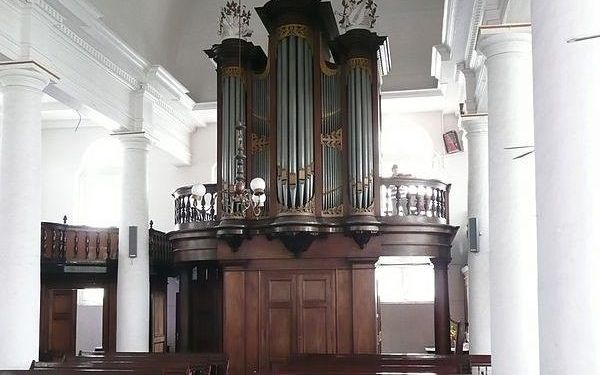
[335,269,353,354]
[48,289,77,356]
[224,270,246,375]
[150,279,167,352]
[351,262,378,354]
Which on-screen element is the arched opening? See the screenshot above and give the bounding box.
[76,137,122,227]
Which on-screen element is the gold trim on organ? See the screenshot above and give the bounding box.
[276,24,312,41]
[250,133,269,153]
[221,66,243,78]
[348,58,372,71]
[321,128,343,150]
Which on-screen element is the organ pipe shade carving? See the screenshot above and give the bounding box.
[321,67,343,216]
[276,33,314,213]
[251,75,270,216]
[221,70,246,218]
[348,58,374,213]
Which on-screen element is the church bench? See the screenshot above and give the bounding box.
[29,353,229,375]
[272,353,463,374]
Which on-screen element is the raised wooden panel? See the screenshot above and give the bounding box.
[49,289,76,356]
[297,273,334,354]
[335,269,353,353]
[262,275,296,368]
[224,270,246,375]
[352,265,378,353]
[244,271,260,374]
[150,280,167,353]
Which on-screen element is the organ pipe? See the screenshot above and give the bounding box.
[276,28,314,213]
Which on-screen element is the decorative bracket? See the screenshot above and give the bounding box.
[273,232,320,257]
[347,229,379,249]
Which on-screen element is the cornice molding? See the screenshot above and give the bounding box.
[2,0,202,166]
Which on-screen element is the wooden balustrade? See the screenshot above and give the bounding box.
[149,221,173,267]
[41,221,173,266]
[470,355,492,375]
[380,177,451,224]
[41,222,119,263]
[172,184,218,225]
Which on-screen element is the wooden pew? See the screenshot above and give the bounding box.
[29,352,229,375]
[273,353,464,374]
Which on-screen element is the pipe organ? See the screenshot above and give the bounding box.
[171,2,458,374]
[206,0,390,248]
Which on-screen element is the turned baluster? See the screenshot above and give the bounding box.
[85,232,90,259]
[95,232,101,260]
[106,233,112,259]
[416,186,425,216]
[73,232,79,260]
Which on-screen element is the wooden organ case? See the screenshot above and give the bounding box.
[169,1,458,374]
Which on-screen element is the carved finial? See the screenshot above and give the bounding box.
[63,215,68,224]
[339,0,378,32]
[149,220,154,229]
[219,1,253,41]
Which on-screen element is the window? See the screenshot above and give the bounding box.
[377,258,434,303]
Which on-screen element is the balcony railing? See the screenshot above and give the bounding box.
[171,178,451,226]
[380,176,451,224]
[41,221,173,266]
[41,222,119,263]
[173,184,218,225]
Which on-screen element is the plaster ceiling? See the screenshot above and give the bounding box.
[90,0,445,103]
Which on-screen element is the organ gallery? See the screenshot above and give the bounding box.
[168,1,458,373]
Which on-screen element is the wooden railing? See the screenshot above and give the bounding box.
[149,221,173,267]
[470,355,492,375]
[380,176,451,224]
[41,222,119,263]
[41,220,173,266]
[173,184,218,225]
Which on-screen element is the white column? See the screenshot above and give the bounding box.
[116,133,150,352]
[532,1,600,373]
[0,67,50,369]
[461,115,491,355]
[478,30,539,374]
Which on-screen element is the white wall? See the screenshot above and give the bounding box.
[381,303,434,353]
[41,127,111,224]
[76,304,103,354]
[41,123,217,232]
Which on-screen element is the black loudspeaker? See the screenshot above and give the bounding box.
[129,225,137,258]
[468,217,479,252]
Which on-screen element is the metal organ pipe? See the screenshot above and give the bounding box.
[298,39,306,208]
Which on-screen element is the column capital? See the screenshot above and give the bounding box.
[460,114,488,136]
[477,25,532,59]
[111,131,152,151]
[0,62,56,91]
[430,257,451,270]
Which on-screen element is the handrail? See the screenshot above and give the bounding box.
[41,222,119,263]
[41,221,173,267]
[379,176,451,224]
[172,184,218,225]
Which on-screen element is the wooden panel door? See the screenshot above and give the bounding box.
[297,273,335,354]
[48,289,77,356]
[260,273,296,370]
[150,282,167,352]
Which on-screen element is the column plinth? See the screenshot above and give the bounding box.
[478,30,539,374]
[460,115,491,355]
[115,133,151,352]
[0,67,50,369]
